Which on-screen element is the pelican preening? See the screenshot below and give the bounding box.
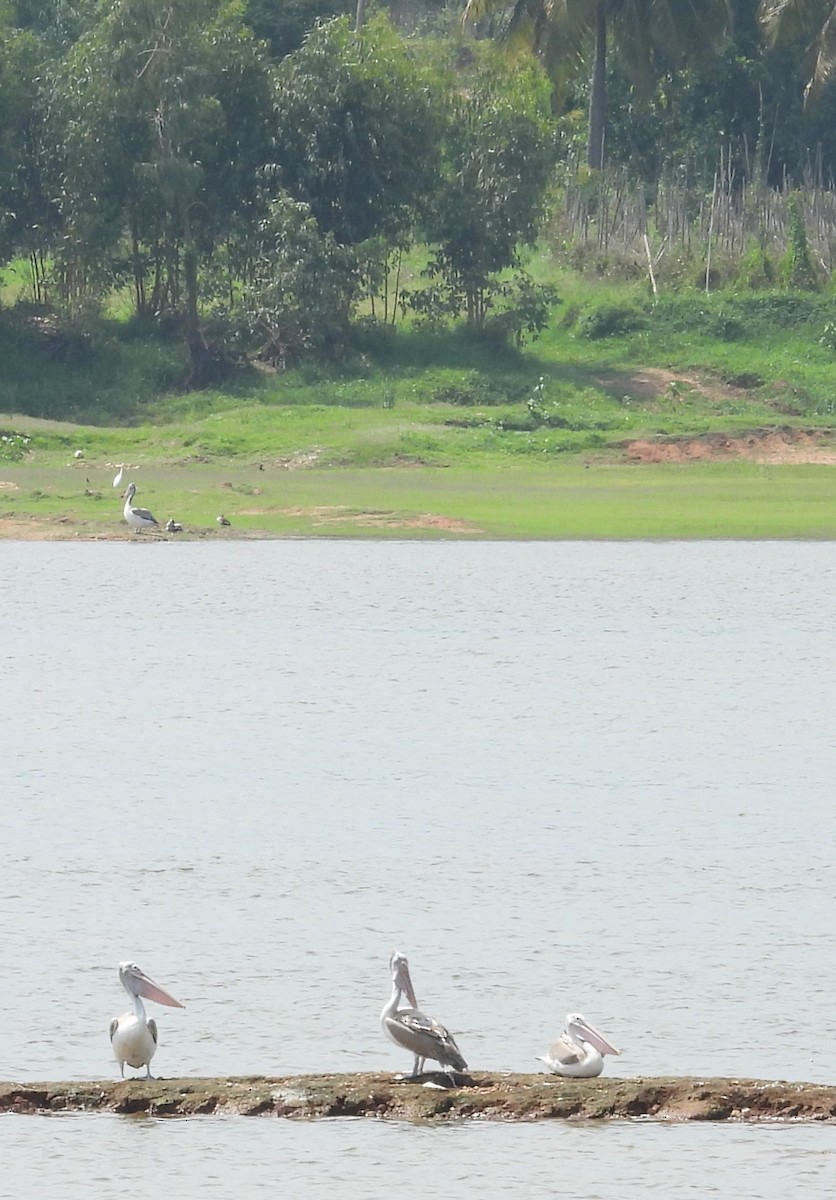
[537,1012,621,1078]
[109,961,185,1078]
[112,464,125,488]
[122,482,159,533]
[381,951,468,1080]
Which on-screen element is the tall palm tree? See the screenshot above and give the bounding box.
[758,0,836,100]
[464,0,733,168]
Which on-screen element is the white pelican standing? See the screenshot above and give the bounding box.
[109,961,185,1078]
[537,1012,620,1078]
[381,951,468,1080]
[122,482,158,533]
[112,464,125,488]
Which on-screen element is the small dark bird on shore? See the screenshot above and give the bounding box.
[216,514,231,527]
[165,518,183,533]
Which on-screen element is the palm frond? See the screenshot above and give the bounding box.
[462,0,508,26]
[806,3,836,97]
[759,0,821,41]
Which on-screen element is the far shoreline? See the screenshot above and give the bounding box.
[4,450,836,540]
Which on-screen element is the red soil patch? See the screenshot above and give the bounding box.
[623,427,836,464]
[598,368,836,464]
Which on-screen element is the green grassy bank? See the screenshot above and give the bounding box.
[3,456,836,539]
[3,279,836,539]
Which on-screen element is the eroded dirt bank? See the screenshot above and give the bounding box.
[622,425,836,464]
[2,1074,835,1122]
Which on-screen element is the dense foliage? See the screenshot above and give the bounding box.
[3,0,836,403]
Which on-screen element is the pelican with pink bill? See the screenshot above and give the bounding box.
[381,951,468,1081]
[537,1011,621,1078]
[109,960,185,1078]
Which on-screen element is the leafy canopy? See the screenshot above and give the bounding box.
[271,15,446,245]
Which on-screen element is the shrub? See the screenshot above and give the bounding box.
[482,276,560,346]
[736,241,776,290]
[704,308,745,341]
[573,302,646,339]
[433,373,520,406]
[781,196,821,291]
[0,432,32,461]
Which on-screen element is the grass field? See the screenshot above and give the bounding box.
[3,455,836,539]
[3,275,836,539]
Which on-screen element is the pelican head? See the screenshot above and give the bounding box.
[389,951,418,1009]
[565,1012,620,1057]
[118,961,185,1009]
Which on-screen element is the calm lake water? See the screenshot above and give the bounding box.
[3,540,836,1197]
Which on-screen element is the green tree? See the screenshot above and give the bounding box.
[412,46,556,333]
[53,0,273,380]
[241,192,360,365]
[0,24,60,298]
[464,0,733,169]
[269,14,447,322]
[244,0,353,60]
[11,0,98,53]
[271,15,445,246]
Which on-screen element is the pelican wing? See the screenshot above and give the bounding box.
[148,1018,158,1046]
[109,1017,118,1043]
[388,1005,467,1070]
[545,1034,583,1066]
[130,505,158,524]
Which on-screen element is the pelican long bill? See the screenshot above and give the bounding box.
[109,960,184,1079]
[380,951,467,1080]
[537,1011,620,1079]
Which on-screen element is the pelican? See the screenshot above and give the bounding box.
[122,482,158,533]
[537,1012,620,1078]
[112,464,125,488]
[216,514,231,527]
[381,951,468,1080]
[109,961,185,1078]
[165,518,183,533]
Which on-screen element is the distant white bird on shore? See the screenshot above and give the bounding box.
[216,514,231,527]
[74,449,84,459]
[122,482,158,534]
[112,464,125,488]
[165,518,183,533]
